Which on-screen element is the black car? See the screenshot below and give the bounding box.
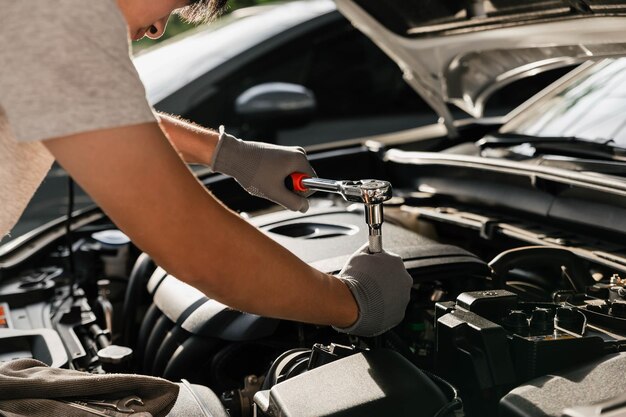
[5,1,626,417]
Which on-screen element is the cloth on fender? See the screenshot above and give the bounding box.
[0,359,179,417]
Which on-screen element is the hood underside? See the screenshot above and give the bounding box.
[335,0,626,136]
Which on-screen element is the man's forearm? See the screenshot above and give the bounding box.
[157,112,218,165]
[185,200,359,328]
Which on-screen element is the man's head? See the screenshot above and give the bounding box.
[116,0,228,41]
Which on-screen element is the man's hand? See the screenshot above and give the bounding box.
[157,115,315,212]
[210,128,316,213]
[333,244,413,337]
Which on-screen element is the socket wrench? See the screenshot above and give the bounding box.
[285,173,392,253]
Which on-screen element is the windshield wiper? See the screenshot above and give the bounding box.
[476,133,626,162]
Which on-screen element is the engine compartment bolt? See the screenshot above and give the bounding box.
[610,274,622,286]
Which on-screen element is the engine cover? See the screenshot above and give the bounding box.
[252,207,489,279]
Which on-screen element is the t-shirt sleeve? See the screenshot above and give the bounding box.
[0,0,156,142]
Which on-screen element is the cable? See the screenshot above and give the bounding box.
[50,175,79,320]
[426,369,463,417]
[66,176,77,297]
[433,398,464,417]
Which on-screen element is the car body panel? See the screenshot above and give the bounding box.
[336,0,626,134]
[7,3,626,415]
[134,0,336,107]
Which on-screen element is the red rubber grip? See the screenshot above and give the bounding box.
[286,172,310,192]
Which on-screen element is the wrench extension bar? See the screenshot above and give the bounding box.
[285,173,392,253]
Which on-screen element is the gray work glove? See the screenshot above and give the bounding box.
[333,244,413,337]
[210,127,316,212]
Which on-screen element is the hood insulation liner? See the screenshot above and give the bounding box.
[354,0,626,37]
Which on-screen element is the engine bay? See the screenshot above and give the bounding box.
[2,166,626,417]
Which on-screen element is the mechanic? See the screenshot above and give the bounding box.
[0,0,412,337]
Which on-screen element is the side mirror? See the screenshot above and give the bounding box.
[235,82,316,131]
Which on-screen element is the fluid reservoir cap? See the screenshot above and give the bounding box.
[98,345,133,364]
[92,230,131,247]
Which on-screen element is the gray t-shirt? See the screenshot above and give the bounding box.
[0,0,156,239]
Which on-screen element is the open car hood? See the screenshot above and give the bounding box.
[335,0,626,136]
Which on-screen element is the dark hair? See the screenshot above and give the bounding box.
[176,0,229,23]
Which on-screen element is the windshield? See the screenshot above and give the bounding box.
[502,58,626,148]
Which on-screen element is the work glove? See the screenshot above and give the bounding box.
[210,127,316,212]
[333,244,413,337]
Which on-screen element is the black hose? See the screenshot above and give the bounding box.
[489,246,590,293]
[261,348,311,390]
[66,176,77,296]
[89,324,111,350]
[122,253,156,348]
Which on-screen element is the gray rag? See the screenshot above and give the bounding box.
[0,359,179,417]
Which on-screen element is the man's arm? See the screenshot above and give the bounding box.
[156,113,314,212]
[157,113,218,165]
[43,123,358,328]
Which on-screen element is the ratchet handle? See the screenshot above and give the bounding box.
[285,172,311,192]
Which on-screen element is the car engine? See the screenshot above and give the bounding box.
[2,159,626,417]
